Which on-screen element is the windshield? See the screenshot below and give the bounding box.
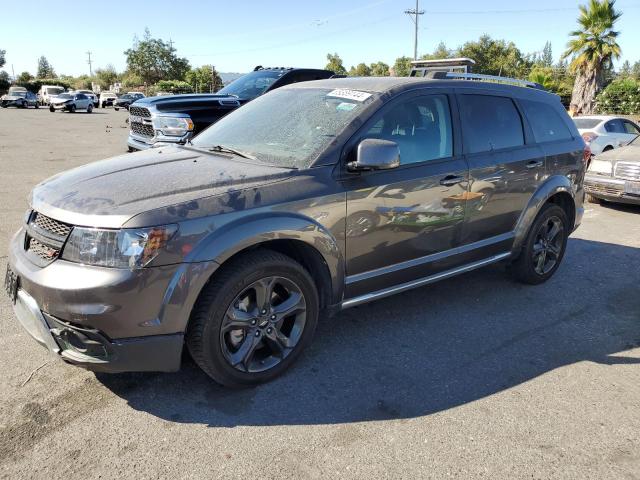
[192,87,376,169]
[57,94,73,99]
[121,94,132,99]
[573,118,602,129]
[217,70,285,99]
[46,87,64,95]
[10,91,27,98]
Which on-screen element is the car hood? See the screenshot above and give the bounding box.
[51,97,72,104]
[596,142,640,163]
[2,95,25,101]
[31,146,294,228]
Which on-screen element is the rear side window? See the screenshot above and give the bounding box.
[458,95,524,154]
[605,120,625,133]
[520,99,573,143]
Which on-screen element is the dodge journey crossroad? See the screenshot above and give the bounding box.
[6,76,587,387]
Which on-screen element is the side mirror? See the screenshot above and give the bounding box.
[348,139,400,172]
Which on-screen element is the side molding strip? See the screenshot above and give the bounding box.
[346,232,514,285]
[341,252,512,309]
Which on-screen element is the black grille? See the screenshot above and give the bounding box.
[130,122,155,138]
[32,212,72,237]
[27,237,60,261]
[129,106,151,118]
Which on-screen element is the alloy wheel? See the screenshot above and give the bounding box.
[532,215,564,275]
[219,276,307,373]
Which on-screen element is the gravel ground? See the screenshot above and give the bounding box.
[0,107,639,480]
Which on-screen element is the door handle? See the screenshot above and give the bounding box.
[526,160,544,169]
[440,175,464,187]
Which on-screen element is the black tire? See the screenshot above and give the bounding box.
[114,107,119,111]
[586,194,601,204]
[510,203,569,285]
[70,104,76,113]
[603,146,614,153]
[34,103,39,109]
[49,106,55,112]
[186,249,319,387]
[87,104,93,113]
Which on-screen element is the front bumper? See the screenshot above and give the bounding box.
[584,173,640,205]
[127,131,191,151]
[9,288,183,372]
[7,228,219,373]
[50,103,72,110]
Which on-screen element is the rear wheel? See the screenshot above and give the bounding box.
[586,194,602,204]
[511,203,569,285]
[34,103,39,109]
[186,249,319,387]
[70,104,76,113]
[49,106,55,112]
[114,107,119,111]
[87,104,93,113]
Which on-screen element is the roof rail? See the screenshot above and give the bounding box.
[444,72,544,90]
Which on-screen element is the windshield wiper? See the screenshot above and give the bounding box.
[208,145,258,161]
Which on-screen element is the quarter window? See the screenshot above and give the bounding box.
[362,95,453,165]
[520,99,573,143]
[605,120,625,133]
[459,95,524,154]
[623,121,640,135]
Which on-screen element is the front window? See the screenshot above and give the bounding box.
[192,87,377,169]
[57,94,73,99]
[46,87,64,95]
[11,91,27,98]
[217,70,286,100]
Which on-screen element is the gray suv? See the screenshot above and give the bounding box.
[5,76,587,387]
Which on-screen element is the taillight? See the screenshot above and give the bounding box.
[582,132,598,144]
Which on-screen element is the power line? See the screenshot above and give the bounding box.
[405,0,425,61]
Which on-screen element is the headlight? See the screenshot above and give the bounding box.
[152,116,194,136]
[62,225,178,269]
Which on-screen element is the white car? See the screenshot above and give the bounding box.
[99,92,118,108]
[72,90,99,107]
[573,115,640,155]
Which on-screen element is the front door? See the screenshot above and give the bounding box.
[343,93,469,298]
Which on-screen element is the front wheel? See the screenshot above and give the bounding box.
[510,203,569,285]
[86,104,93,113]
[114,107,119,111]
[34,103,39,109]
[49,106,55,112]
[186,249,319,387]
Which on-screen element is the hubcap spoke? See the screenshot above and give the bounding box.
[264,327,291,354]
[222,307,255,332]
[536,251,546,273]
[254,277,276,310]
[546,220,561,243]
[229,334,262,371]
[273,292,305,318]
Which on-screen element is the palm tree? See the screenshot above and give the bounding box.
[563,0,622,114]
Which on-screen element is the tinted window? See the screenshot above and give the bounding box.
[623,121,640,135]
[217,70,285,99]
[459,95,524,154]
[76,94,86,99]
[605,119,625,133]
[362,95,453,165]
[521,99,573,143]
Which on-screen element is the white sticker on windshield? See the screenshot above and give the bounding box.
[327,89,372,102]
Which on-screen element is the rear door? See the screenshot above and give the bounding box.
[605,119,636,148]
[456,92,544,245]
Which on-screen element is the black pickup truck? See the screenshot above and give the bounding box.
[127,66,335,151]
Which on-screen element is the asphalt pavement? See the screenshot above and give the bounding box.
[0,107,638,479]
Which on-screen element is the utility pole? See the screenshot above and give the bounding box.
[86,51,93,76]
[405,0,424,60]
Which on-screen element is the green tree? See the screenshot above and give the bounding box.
[94,65,119,90]
[154,79,193,94]
[185,65,222,92]
[420,42,453,60]
[325,53,347,75]
[370,61,390,77]
[0,49,5,69]
[348,63,371,77]
[633,61,640,79]
[563,0,622,114]
[595,77,640,114]
[0,71,10,93]
[539,41,554,67]
[619,60,632,77]
[121,71,143,88]
[528,68,555,90]
[393,56,413,77]
[124,28,191,85]
[16,71,33,84]
[72,74,93,90]
[458,35,531,78]
[36,56,55,78]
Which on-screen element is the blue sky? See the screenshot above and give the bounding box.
[2,0,640,77]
